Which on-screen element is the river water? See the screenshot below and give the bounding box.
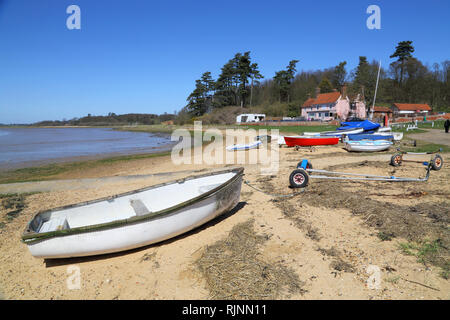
[0,127,176,170]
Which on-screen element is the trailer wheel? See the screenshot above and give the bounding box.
[431,155,443,171]
[390,153,403,167]
[289,169,309,188]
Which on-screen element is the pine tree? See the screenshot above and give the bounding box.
[332,61,347,88]
[273,60,299,102]
[249,63,263,106]
[237,52,252,107]
[318,77,333,93]
[390,41,415,84]
[186,72,215,116]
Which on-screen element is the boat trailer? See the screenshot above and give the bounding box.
[390,148,443,171]
[289,159,433,188]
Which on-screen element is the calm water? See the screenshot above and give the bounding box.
[0,128,175,169]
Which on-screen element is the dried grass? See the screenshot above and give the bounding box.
[195,219,306,299]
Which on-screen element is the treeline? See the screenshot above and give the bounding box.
[32,113,176,126]
[180,41,450,122]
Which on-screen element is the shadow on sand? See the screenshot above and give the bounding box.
[44,201,247,268]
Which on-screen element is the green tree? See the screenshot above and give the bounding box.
[214,52,256,107]
[390,41,415,84]
[186,72,215,116]
[237,52,252,107]
[273,60,299,102]
[318,77,333,93]
[215,59,237,106]
[331,61,347,88]
[249,63,263,106]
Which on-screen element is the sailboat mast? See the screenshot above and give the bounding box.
[370,60,381,120]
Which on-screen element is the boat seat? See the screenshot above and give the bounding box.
[130,199,151,216]
[39,217,70,233]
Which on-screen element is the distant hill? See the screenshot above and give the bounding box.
[30,113,176,127]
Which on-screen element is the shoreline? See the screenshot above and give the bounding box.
[1,126,448,185]
[0,127,178,182]
[0,150,174,185]
[0,142,175,172]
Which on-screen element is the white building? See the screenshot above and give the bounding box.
[236,114,265,123]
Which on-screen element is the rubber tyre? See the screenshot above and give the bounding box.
[296,161,313,169]
[431,155,443,171]
[390,153,403,167]
[289,169,309,188]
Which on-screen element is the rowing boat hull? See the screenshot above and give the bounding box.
[347,134,394,141]
[226,141,262,151]
[23,169,244,259]
[284,136,339,147]
[345,141,392,152]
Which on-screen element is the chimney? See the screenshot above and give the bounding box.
[341,84,347,98]
[315,87,320,98]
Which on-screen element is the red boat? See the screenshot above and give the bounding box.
[284,136,339,147]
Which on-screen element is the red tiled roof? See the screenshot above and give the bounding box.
[302,92,341,107]
[393,103,431,111]
[373,106,392,113]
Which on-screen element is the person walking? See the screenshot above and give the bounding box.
[445,119,450,133]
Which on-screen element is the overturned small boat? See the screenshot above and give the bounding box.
[22,168,244,259]
[344,139,393,152]
[255,135,286,146]
[226,140,262,151]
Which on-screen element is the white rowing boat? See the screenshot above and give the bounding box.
[22,168,244,259]
[255,135,286,146]
[344,139,393,152]
[226,140,262,151]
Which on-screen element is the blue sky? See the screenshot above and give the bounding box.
[0,0,449,123]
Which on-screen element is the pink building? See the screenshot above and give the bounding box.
[301,87,366,121]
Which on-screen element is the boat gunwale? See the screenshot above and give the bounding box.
[284,136,340,140]
[22,167,244,243]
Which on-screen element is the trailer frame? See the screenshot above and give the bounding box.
[289,159,433,188]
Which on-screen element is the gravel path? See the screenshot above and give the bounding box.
[408,129,450,146]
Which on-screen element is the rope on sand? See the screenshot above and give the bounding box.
[244,180,306,198]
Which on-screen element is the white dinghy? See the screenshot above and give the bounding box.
[226,140,262,151]
[344,139,393,152]
[255,135,286,146]
[22,168,244,259]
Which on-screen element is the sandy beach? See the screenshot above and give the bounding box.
[0,131,449,300]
